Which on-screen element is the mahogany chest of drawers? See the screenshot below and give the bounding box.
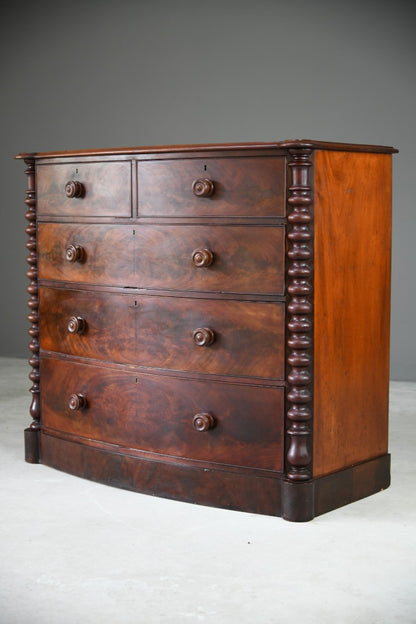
[16,140,397,521]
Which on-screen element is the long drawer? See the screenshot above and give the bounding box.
[38,223,285,295]
[40,358,284,471]
[39,287,285,379]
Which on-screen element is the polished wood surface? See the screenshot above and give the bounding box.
[313,150,392,477]
[18,140,396,520]
[38,223,134,285]
[37,161,132,216]
[41,358,284,471]
[64,180,85,199]
[23,158,41,462]
[285,147,314,482]
[15,139,397,160]
[38,223,285,294]
[40,432,284,516]
[39,433,389,519]
[138,157,285,217]
[39,286,285,378]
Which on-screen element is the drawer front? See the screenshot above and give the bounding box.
[138,157,285,217]
[41,358,284,471]
[38,224,135,286]
[38,223,285,295]
[37,161,132,217]
[39,287,285,379]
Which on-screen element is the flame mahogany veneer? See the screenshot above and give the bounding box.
[16,140,397,521]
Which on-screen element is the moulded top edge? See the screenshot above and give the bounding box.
[15,139,398,160]
[278,139,398,154]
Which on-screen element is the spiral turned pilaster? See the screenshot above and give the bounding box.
[285,148,314,482]
[23,157,40,463]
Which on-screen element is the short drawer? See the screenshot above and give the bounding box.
[38,223,285,295]
[39,287,285,379]
[37,160,132,217]
[40,358,284,471]
[138,157,285,217]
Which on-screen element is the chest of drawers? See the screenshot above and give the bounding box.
[16,140,397,521]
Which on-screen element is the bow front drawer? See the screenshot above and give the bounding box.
[38,223,285,295]
[37,160,132,217]
[138,156,285,217]
[39,287,285,379]
[40,358,284,471]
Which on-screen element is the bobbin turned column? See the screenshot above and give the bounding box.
[23,157,41,463]
[282,147,314,520]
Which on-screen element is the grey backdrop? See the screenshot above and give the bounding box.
[1,0,415,379]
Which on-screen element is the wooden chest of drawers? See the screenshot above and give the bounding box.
[16,140,397,521]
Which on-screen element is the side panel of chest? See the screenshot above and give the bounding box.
[313,150,392,477]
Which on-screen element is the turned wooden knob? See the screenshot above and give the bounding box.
[67,315,86,334]
[193,412,215,432]
[192,248,214,267]
[68,393,87,411]
[193,327,215,347]
[65,244,85,263]
[65,180,85,198]
[192,178,215,197]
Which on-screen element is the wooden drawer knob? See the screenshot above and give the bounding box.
[192,248,214,267]
[193,412,215,432]
[192,178,215,197]
[68,393,87,411]
[67,315,86,334]
[193,327,215,347]
[65,244,85,263]
[65,180,85,198]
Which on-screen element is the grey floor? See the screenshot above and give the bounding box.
[1,357,415,624]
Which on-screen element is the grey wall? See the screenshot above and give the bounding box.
[1,0,415,379]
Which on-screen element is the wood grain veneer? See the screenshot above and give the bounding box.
[37,161,132,217]
[38,223,285,294]
[41,357,284,471]
[17,140,397,521]
[138,157,285,217]
[39,286,285,378]
[313,150,392,477]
